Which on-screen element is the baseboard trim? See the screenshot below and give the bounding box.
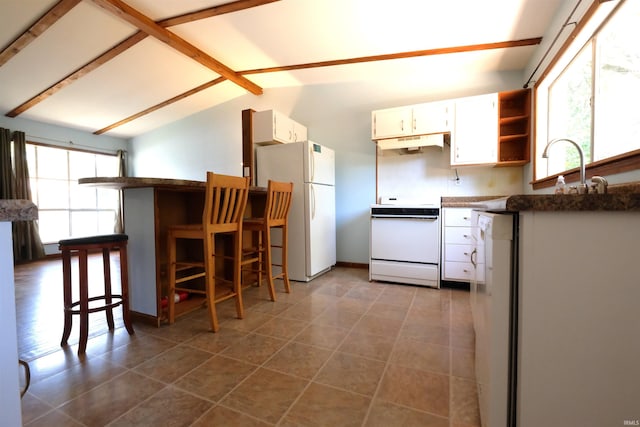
[335,261,369,269]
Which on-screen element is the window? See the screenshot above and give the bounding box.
[26,144,119,243]
[535,0,640,183]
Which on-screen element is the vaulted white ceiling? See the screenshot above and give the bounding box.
[0,0,564,138]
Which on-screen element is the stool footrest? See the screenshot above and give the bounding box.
[65,295,124,314]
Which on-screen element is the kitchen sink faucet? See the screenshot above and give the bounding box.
[542,138,587,194]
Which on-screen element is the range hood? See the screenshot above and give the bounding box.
[376,133,447,150]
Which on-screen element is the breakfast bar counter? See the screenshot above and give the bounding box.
[80,177,266,326]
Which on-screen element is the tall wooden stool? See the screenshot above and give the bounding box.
[59,234,134,355]
[243,180,293,301]
[166,172,250,332]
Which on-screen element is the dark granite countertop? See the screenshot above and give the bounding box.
[0,199,38,222]
[441,182,640,211]
[79,177,266,193]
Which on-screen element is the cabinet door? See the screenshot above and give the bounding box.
[451,93,498,166]
[412,101,452,135]
[292,120,307,142]
[372,107,412,139]
[272,110,293,142]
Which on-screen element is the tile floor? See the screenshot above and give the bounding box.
[15,255,480,426]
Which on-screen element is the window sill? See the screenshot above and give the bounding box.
[531,149,640,190]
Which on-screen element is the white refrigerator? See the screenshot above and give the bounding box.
[256,140,336,282]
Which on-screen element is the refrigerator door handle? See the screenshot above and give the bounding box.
[309,145,315,182]
[310,184,316,219]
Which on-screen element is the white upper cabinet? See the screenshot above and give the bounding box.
[412,101,452,136]
[253,110,307,145]
[451,93,498,166]
[371,101,452,140]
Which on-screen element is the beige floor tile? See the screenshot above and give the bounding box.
[366,301,409,320]
[133,345,212,383]
[315,352,386,396]
[450,376,481,426]
[223,311,277,333]
[20,394,53,425]
[344,284,384,301]
[174,355,258,402]
[401,321,450,346]
[352,314,403,338]
[254,316,308,340]
[58,371,163,425]
[338,330,396,361]
[452,347,476,379]
[378,284,416,307]
[377,364,449,417]
[390,337,450,375]
[294,323,349,349]
[451,330,475,350]
[335,296,374,314]
[312,306,363,329]
[24,409,84,427]
[183,327,249,354]
[364,399,449,427]
[28,358,126,407]
[265,341,333,379]
[192,405,271,426]
[109,386,212,426]
[101,333,177,368]
[221,333,287,365]
[221,367,308,424]
[282,382,371,426]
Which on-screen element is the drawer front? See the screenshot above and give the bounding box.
[445,226,473,244]
[444,208,472,227]
[445,244,473,262]
[443,261,485,282]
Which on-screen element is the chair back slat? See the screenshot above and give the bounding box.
[265,180,293,226]
[203,172,250,231]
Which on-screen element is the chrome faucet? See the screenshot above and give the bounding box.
[542,138,587,194]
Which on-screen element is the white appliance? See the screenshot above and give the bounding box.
[470,211,517,427]
[369,202,441,288]
[256,141,336,282]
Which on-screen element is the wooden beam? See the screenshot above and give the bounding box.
[95,38,542,134]
[93,77,227,135]
[241,38,543,75]
[6,32,148,118]
[159,0,280,27]
[90,0,263,95]
[5,0,275,117]
[0,0,82,67]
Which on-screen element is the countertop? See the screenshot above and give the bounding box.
[79,177,266,193]
[441,182,640,211]
[0,199,38,222]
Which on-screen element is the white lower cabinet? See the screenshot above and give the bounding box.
[442,207,482,282]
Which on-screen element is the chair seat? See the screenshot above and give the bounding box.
[59,233,128,246]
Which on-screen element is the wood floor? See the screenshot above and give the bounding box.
[14,254,481,426]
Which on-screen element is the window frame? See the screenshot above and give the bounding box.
[532,0,639,190]
[27,141,120,244]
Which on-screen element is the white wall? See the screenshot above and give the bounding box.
[0,115,128,154]
[130,70,524,264]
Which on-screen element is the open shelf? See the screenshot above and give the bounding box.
[497,89,531,166]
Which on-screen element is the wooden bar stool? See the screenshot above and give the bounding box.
[243,180,293,301]
[58,234,134,355]
[166,172,250,332]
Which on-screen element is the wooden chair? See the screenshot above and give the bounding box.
[166,172,250,332]
[243,180,294,301]
[58,233,134,355]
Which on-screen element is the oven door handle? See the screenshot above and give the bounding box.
[371,215,439,220]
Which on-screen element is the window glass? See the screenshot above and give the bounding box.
[536,0,640,181]
[26,144,118,243]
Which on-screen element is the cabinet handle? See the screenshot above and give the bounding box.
[413,117,417,131]
[401,119,404,131]
[470,248,477,267]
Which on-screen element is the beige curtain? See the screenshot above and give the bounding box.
[114,149,126,233]
[1,127,14,199]
[0,129,45,262]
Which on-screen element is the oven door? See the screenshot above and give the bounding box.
[370,215,440,264]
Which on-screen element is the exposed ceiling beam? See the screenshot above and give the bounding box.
[93,77,226,135]
[100,38,541,135]
[241,38,543,75]
[90,0,263,95]
[5,0,277,118]
[0,0,82,67]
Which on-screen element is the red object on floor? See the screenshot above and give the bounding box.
[160,291,189,308]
